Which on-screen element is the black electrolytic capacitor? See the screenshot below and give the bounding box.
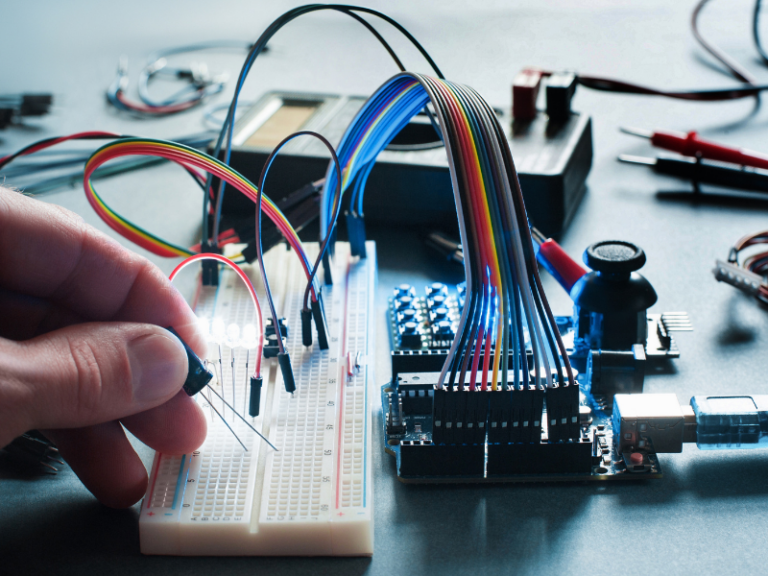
[166,327,212,396]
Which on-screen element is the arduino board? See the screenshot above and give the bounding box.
[140,242,376,556]
[382,282,691,483]
[382,373,662,483]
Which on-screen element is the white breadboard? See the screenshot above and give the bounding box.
[140,242,376,556]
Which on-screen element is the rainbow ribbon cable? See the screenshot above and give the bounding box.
[320,72,579,442]
[82,137,317,302]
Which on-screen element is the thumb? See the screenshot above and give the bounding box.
[0,322,189,444]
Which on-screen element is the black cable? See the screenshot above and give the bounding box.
[692,0,758,84]
[579,0,766,104]
[0,133,115,171]
[254,131,343,355]
[335,8,443,152]
[0,132,214,178]
[0,132,216,196]
[576,75,768,100]
[204,4,445,250]
[334,8,406,72]
[754,0,768,66]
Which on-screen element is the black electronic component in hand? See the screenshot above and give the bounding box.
[166,327,212,396]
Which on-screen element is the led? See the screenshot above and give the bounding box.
[211,317,226,343]
[226,323,241,349]
[242,323,258,349]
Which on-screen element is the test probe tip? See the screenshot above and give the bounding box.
[619,126,653,138]
[617,154,656,165]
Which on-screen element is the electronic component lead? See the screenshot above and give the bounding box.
[167,327,276,450]
[206,385,277,451]
[231,353,236,419]
[200,390,247,452]
[217,344,225,416]
[244,348,250,413]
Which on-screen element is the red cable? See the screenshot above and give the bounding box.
[538,239,588,292]
[169,253,264,377]
[116,91,201,114]
[0,131,121,168]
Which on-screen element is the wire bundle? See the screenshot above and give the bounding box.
[0,130,217,196]
[1,130,326,389]
[319,73,575,430]
[80,136,337,385]
[1,0,441,394]
[81,137,314,288]
[202,4,443,252]
[107,41,253,116]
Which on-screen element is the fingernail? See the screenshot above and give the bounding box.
[128,332,188,403]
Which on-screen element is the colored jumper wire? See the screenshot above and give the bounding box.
[168,253,277,452]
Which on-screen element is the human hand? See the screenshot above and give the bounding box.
[0,186,207,507]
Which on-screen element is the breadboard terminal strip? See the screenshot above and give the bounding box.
[140,242,375,556]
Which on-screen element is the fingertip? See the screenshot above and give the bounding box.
[176,396,208,453]
[122,391,207,455]
[129,329,189,405]
[99,470,148,509]
[165,394,208,454]
[44,422,149,509]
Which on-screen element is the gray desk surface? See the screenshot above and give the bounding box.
[2,1,768,574]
